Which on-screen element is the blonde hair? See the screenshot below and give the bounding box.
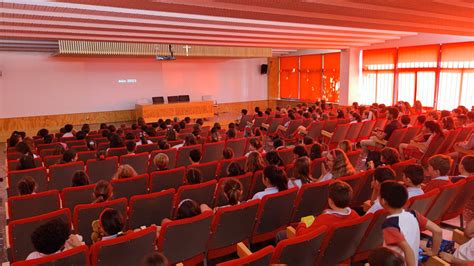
[153,153,169,170]
[245,151,265,173]
[329,149,355,178]
[113,164,138,179]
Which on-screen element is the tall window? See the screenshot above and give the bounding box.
[300,54,322,101]
[279,57,299,99]
[362,48,396,106]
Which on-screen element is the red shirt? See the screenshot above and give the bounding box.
[296,208,359,236]
[423,179,451,193]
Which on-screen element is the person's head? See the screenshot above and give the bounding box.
[72,170,90,187]
[16,141,32,155]
[368,247,404,266]
[386,107,399,120]
[416,115,426,126]
[186,168,202,184]
[328,180,353,210]
[37,128,49,138]
[400,115,411,126]
[153,153,169,170]
[81,124,90,134]
[303,136,314,145]
[93,180,113,203]
[184,134,197,146]
[64,124,73,133]
[189,149,202,164]
[326,149,355,178]
[75,131,86,140]
[427,111,439,121]
[380,147,400,165]
[294,156,313,184]
[380,181,408,211]
[99,208,124,236]
[350,112,362,123]
[248,138,262,152]
[141,252,169,266]
[265,151,284,166]
[8,133,21,148]
[126,141,136,154]
[273,138,284,150]
[424,120,444,136]
[441,116,455,130]
[109,134,124,148]
[113,164,138,179]
[263,165,288,191]
[427,154,452,178]
[176,199,201,220]
[222,178,243,206]
[158,139,170,150]
[227,162,244,177]
[17,154,36,170]
[245,151,265,173]
[402,164,424,187]
[459,155,474,176]
[293,145,308,158]
[372,166,397,191]
[337,140,352,153]
[62,149,77,163]
[222,148,234,160]
[31,219,70,255]
[17,176,36,195]
[310,143,323,160]
[226,128,236,139]
[241,109,248,115]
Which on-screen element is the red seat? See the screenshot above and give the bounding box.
[437,129,461,154]
[251,188,298,244]
[324,124,350,149]
[419,135,446,166]
[42,155,62,168]
[12,245,89,266]
[217,157,247,178]
[352,210,388,262]
[201,141,226,163]
[65,140,86,148]
[111,174,149,199]
[128,189,175,229]
[7,167,48,197]
[406,189,439,216]
[384,128,407,148]
[225,138,248,157]
[157,211,213,265]
[345,122,363,142]
[8,190,61,221]
[391,159,417,181]
[217,245,274,266]
[61,184,95,213]
[281,119,303,138]
[70,145,89,152]
[90,226,156,266]
[49,161,85,190]
[214,173,253,207]
[238,115,254,131]
[175,180,217,210]
[443,176,474,222]
[267,118,284,135]
[86,157,118,183]
[37,143,62,153]
[373,118,387,130]
[322,119,338,133]
[357,120,376,141]
[310,158,327,180]
[352,170,375,207]
[135,143,159,153]
[306,121,325,140]
[339,172,367,206]
[188,161,219,182]
[454,126,473,143]
[346,150,362,169]
[8,209,71,262]
[425,180,466,224]
[73,198,128,245]
[149,167,185,192]
[401,126,421,144]
[106,147,128,158]
[176,144,202,167]
[291,181,330,223]
[207,200,260,259]
[248,170,265,200]
[271,225,327,265]
[77,151,96,163]
[6,152,22,161]
[7,157,42,171]
[149,148,178,172]
[120,152,149,175]
[277,148,295,166]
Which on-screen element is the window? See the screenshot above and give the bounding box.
[438,71,462,111]
[323,53,341,102]
[300,54,322,101]
[376,72,394,105]
[416,72,436,107]
[361,72,376,105]
[460,71,474,108]
[397,72,415,104]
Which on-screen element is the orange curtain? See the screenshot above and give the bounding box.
[300,54,322,101]
[398,45,440,68]
[323,53,340,102]
[363,48,396,69]
[441,42,474,63]
[280,56,299,99]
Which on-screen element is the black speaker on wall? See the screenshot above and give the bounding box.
[260,64,268,74]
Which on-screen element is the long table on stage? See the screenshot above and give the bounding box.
[135,101,214,121]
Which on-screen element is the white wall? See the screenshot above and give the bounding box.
[0,52,268,118]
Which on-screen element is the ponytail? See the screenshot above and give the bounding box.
[223,178,243,205]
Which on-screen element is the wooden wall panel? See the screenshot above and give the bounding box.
[216,100,270,114]
[267,57,280,100]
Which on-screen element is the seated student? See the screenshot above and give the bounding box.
[226,128,236,140]
[157,139,171,150]
[226,162,245,177]
[296,180,359,236]
[125,141,136,155]
[288,157,314,189]
[27,219,83,260]
[17,154,37,170]
[245,138,263,157]
[360,107,402,153]
[141,252,169,266]
[265,151,284,167]
[368,247,405,266]
[440,220,474,265]
[309,143,323,160]
[365,167,397,214]
[72,170,90,187]
[16,141,37,158]
[402,164,425,199]
[245,151,265,173]
[62,124,74,138]
[160,199,212,227]
[222,148,234,160]
[17,176,36,195]
[318,149,355,183]
[338,140,353,154]
[59,149,77,164]
[302,136,314,146]
[113,164,138,179]
[273,138,286,151]
[218,178,244,208]
[424,154,452,193]
[92,180,113,204]
[400,115,411,128]
[380,147,401,166]
[185,168,202,185]
[209,127,221,143]
[175,134,197,149]
[153,153,169,171]
[292,145,308,159]
[399,121,444,160]
[452,155,474,183]
[380,181,442,266]
[91,208,125,244]
[252,165,288,200]
[188,149,201,166]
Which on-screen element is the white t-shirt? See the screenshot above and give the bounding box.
[62,132,74,138]
[407,187,424,199]
[454,238,474,261]
[27,251,60,260]
[319,172,333,182]
[288,179,303,189]
[367,198,383,214]
[252,187,279,200]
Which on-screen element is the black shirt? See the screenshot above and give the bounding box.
[383,120,402,140]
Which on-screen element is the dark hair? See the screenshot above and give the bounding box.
[265,151,284,166]
[400,115,411,126]
[380,147,400,165]
[37,128,49,138]
[441,116,455,130]
[249,138,262,151]
[241,109,248,115]
[141,252,169,266]
[227,162,244,177]
[226,129,236,139]
[310,143,323,160]
[75,131,86,140]
[61,149,76,164]
[72,170,90,187]
[81,124,90,134]
[31,219,70,255]
[366,150,382,169]
[189,149,202,163]
[8,134,21,148]
[93,180,113,203]
[223,178,243,206]
[158,139,170,150]
[374,166,396,183]
[186,168,202,184]
[100,209,124,236]
[293,145,308,158]
[273,138,284,149]
[263,165,288,191]
[380,181,408,208]
[109,134,125,148]
[16,141,33,155]
[17,176,36,195]
[17,154,36,170]
[368,247,404,266]
[351,112,362,123]
[461,155,474,174]
[403,164,424,186]
[424,121,444,137]
[176,199,201,220]
[416,115,426,125]
[64,124,73,133]
[184,134,197,146]
[428,154,452,176]
[328,180,353,208]
[126,141,136,153]
[222,148,234,160]
[387,107,399,119]
[303,136,314,145]
[293,157,313,184]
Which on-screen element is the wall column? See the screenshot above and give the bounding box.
[339,48,361,106]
